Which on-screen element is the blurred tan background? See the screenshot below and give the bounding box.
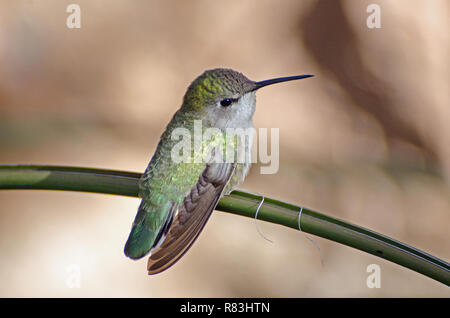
[0,0,449,297]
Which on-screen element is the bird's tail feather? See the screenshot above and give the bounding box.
[124,201,174,260]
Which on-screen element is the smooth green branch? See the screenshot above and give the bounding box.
[0,164,449,285]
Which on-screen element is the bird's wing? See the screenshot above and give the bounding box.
[146,162,235,274]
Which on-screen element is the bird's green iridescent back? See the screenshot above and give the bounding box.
[124,112,205,259]
[125,116,250,259]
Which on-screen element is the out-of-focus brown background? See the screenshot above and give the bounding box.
[0,0,448,297]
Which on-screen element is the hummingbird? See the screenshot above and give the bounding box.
[124,68,313,274]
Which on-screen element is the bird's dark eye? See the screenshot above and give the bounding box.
[220,98,232,107]
[220,98,238,107]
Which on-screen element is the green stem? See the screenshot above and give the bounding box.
[0,164,448,285]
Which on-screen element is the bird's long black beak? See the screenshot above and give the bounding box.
[252,74,314,91]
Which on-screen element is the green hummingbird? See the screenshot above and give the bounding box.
[124,68,313,274]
